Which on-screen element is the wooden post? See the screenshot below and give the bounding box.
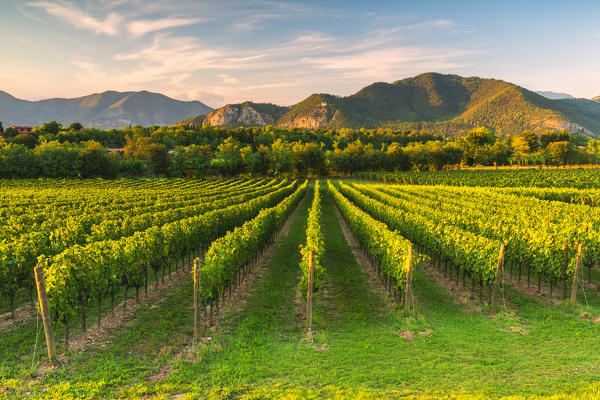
[306,250,314,335]
[403,244,414,313]
[193,259,201,340]
[570,244,584,302]
[491,244,505,308]
[34,265,57,362]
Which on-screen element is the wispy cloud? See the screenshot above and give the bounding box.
[12,1,479,105]
[301,47,475,81]
[27,0,123,35]
[127,17,207,37]
[25,1,209,37]
[218,74,239,84]
[113,34,225,85]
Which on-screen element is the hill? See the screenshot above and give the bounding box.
[198,73,600,137]
[172,115,207,129]
[535,91,574,99]
[0,90,213,129]
[554,98,600,125]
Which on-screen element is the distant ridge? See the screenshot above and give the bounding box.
[193,73,600,137]
[0,90,213,129]
[535,91,574,100]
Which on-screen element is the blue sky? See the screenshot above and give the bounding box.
[1,0,599,107]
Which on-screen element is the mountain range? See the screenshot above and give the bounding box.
[2,73,600,137]
[181,73,600,137]
[0,90,212,129]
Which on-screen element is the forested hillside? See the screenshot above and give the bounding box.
[198,73,600,136]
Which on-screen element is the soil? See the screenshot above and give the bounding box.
[0,303,36,333]
[397,330,415,343]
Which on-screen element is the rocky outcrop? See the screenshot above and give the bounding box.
[557,120,594,136]
[277,102,331,129]
[204,104,275,127]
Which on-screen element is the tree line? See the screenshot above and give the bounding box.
[0,121,598,178]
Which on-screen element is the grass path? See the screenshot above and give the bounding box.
[166,185,312,390]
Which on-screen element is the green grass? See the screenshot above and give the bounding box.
[3,185,600,399]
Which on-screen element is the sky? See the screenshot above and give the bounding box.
[1,0,599,108]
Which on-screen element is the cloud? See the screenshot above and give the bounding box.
[127,17,207,37]
[301,47,475,81]
[114,34,223,73]
[218,74,239,84]
[14,2,477,106]
[101,18,474,104]
[190,90,224,107]
[27,1,123,35]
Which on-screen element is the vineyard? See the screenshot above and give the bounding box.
[2,174,600,399]
[357,168,600,189]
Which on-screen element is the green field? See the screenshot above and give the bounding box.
[2,176,600,399]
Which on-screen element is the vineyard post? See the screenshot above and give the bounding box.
[193,259,201,341]
[34,265,57,362]
[564,241,569,299]
[570,244,584,303]
[491,244,505,309]
[403,244,414,313]
[306,250,314,335]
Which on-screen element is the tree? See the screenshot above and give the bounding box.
[170,144,212,177]
[3,126,18,138]
[67,122,84,132]
[269,139,292,175]
[11,133,37,149]
[0,141,36,178]
[39,120,63,135]
[246,144,270,175]
[211,137,243,176]
[545,141,572,165]
[540,129,570,149]
[0,121,3,133]
[385,142,410,171]
[520,130,539,152]
[465,127,496,147]
[145,143,170,176]
[123,135,151,158]
[79,141,116,177]
[489,140,512,165]
[291,142,326,176]
[329,140,377,174]
[34,141,80,177]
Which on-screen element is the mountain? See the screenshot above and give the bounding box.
[0,90,213,129]
[554,98,600,125]
[198,73,600,137]
[535,91,574,100]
